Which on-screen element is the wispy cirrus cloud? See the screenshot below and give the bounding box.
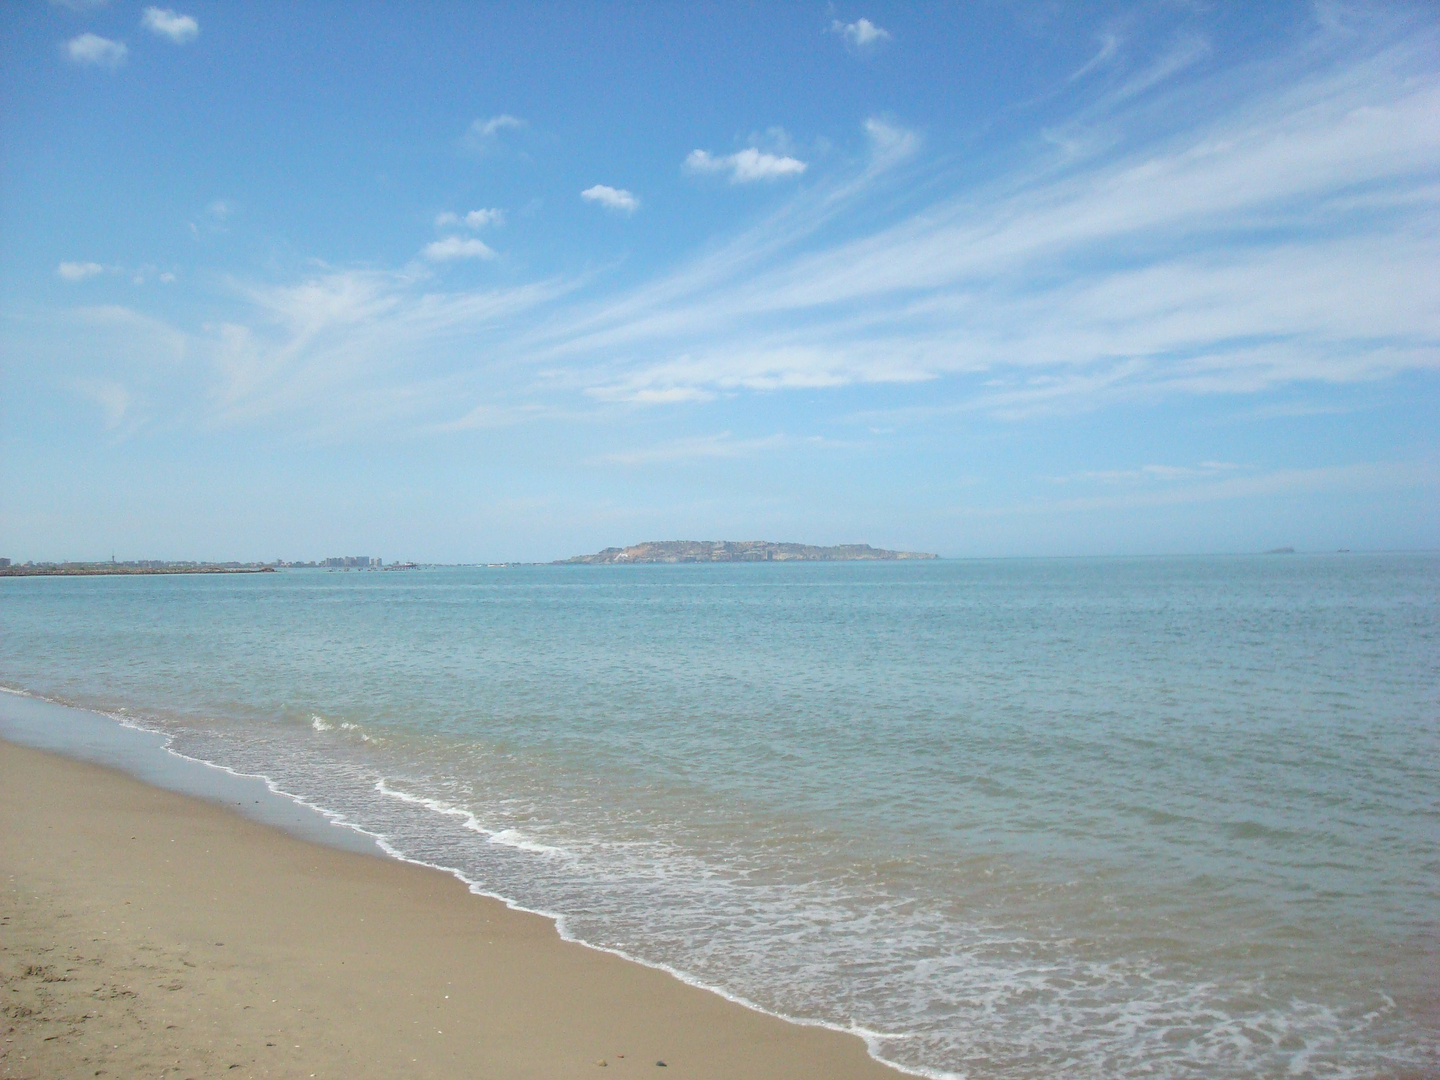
[65,32,127,68]
[38,269,574,440]
[76,304,188,363]
[36,305,189,438]
[427,403,553,433]
[526,28,1439,410]
[1070,33,1121,81]
[200,270,574,432]
[70,378,134,431]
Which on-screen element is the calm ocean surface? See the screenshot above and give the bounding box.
[2,555,1436,1078]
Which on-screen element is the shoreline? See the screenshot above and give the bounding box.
[0,735,908,1080]
[0,687,932,1076]
[0,566,276,577]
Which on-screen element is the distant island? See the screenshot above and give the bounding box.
[559,540,939,564]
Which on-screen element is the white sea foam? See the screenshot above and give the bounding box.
[488,828,567,857]
[373,777,567,857]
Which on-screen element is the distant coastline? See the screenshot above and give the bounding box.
[0,562,276,577]
[0,555,420,576]
[559,540,939,564]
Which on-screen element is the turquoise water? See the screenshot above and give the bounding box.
[2,555,1436,1078]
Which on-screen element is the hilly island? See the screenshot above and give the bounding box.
[559,540,938,564]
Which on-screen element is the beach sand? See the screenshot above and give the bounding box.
[0,738,905,1080]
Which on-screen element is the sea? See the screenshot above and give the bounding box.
[1,554,1435,1079]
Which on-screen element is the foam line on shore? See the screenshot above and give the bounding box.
[0,683,951,1080]
[372,777,569,858]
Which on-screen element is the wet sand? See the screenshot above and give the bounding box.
[0,738,904,1080]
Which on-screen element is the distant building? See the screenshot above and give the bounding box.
[323,556,380,568]
[0,558,9,567]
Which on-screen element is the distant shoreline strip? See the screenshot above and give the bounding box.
[0,566,277,577]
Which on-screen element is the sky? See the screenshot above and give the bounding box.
[1,1,1437,563]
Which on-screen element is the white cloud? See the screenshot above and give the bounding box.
[830,17,891,49]
[423,236,496,261]
[57,261,183,286]
[581,185,639,213]
[459,115,526,155]
[436,208,505,229]
[142,7,198,44]
[685,147,807,183]
[470,114,523,138]
[65,33,127,68]
[460,115,525,153]
[57,261,105,281]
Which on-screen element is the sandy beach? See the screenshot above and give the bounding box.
[0,738,904,1080]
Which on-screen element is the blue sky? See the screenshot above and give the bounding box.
[2,1,1436,562]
